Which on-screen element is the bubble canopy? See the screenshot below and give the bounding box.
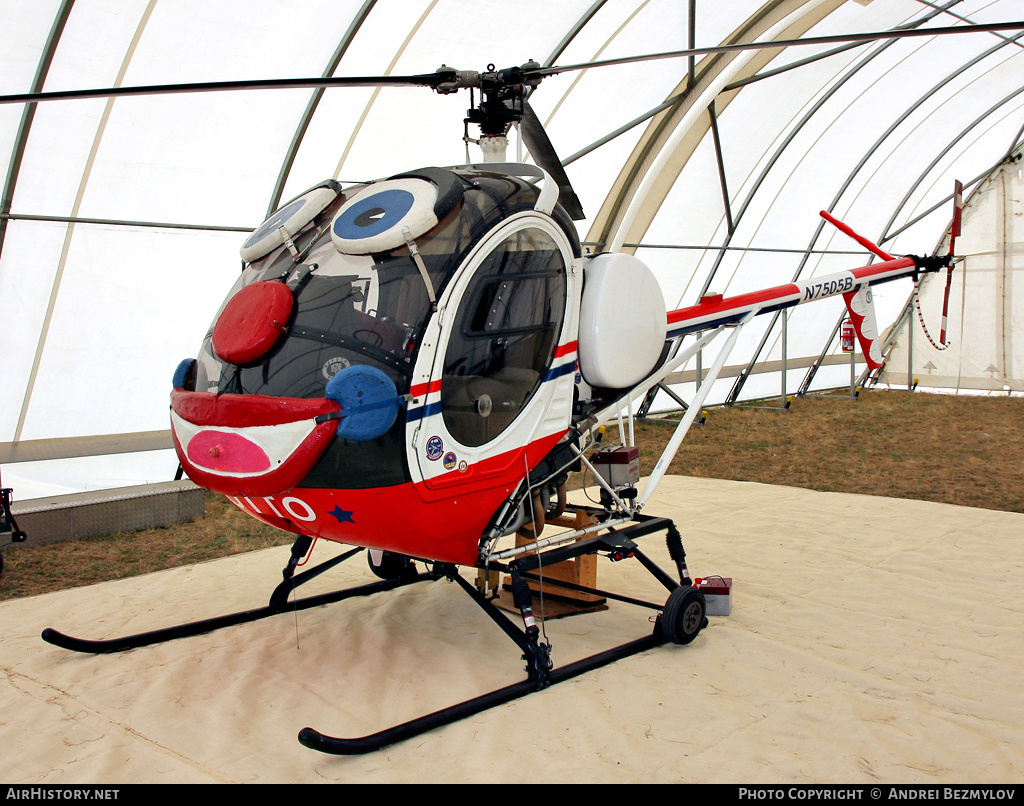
[1,0,1022,496]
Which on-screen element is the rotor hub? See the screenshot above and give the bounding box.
[434,61,541,138]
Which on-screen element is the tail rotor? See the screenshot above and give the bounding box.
[938,179,964,346]
[913,179,962,351]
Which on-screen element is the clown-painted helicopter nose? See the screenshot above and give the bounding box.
[169,160,593,566]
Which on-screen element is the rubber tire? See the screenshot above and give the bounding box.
[367,550,412,580]
[661,586,707,645]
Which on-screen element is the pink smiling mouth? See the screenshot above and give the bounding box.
[186,429,273,474]
[170,390,340,497]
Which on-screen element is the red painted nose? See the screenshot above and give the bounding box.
[211,280,293,365]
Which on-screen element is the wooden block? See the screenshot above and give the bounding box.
[503,506,606,608]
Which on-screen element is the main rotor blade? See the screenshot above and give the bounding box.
[527,20,1024,79]
[5,21,1018,108]
[0,73,446,106]
[520,101,585,221]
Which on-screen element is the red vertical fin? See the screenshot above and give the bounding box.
[842,286,883,371]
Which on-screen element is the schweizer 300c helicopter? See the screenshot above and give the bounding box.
[24,49,967,754]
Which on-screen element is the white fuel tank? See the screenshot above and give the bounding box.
[577,252,666,389]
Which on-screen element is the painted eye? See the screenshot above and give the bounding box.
[240,181,340,263]
[330,170,463,255]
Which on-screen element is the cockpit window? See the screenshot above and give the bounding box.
[196,192,477,399]
[441,227,567,447]
[199,246,427,400]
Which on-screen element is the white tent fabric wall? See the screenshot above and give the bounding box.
[621,2,1024,412]
[879,156,1024,393]
[1,0,1023,498]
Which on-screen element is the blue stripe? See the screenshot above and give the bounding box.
[543,360,579,383]
[667,312,747,338]
[406,401,442,422]
[666,299,801,339]
[407,362,576,422]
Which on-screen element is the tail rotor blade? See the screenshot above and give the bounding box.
[940,179,964,344]
[948,179,963,258]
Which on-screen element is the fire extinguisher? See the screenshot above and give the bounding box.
[841,318,855,353]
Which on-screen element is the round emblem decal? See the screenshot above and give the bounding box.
[426,436,444,461]
[322,356,351,380]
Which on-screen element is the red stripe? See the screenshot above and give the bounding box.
[668,283,801,325]
[666,256,917,326]
[847,257,915,280]
[409,379,443,398]
[410,347,577,398]
[554,340,578,358]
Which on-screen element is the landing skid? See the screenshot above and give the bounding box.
[41,515,708,754]
[300,513,708,754]
[41,538,433,653]
[299,629,665,754]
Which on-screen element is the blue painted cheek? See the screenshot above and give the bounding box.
[325,365,402,441]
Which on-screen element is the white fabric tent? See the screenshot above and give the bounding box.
[2,0,1023,497]
[879,158,1024,392]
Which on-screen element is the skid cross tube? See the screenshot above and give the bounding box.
[519,569,663,610]
[511,514,687,593]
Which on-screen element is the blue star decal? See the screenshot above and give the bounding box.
[329,505,355,524]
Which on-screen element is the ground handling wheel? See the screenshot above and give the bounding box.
[367,550,413,580]
[660,585,708,645]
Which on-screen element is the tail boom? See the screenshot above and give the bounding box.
[666,256,918,339]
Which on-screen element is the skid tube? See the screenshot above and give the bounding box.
[41,536,435,654]
[298,512,709,755]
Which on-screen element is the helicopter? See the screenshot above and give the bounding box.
[24,52,965,754]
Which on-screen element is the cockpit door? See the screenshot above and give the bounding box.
[408,213,579,498]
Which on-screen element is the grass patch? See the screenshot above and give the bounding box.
[631,389,1024,511]
[0,493,291,601]
[1,389,1021,602]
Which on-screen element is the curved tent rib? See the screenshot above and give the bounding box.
[12,1,159,445]
[585,0,844,254]
[264,0,378,218]
[878,150,1024,393]
[0,0,74,276]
